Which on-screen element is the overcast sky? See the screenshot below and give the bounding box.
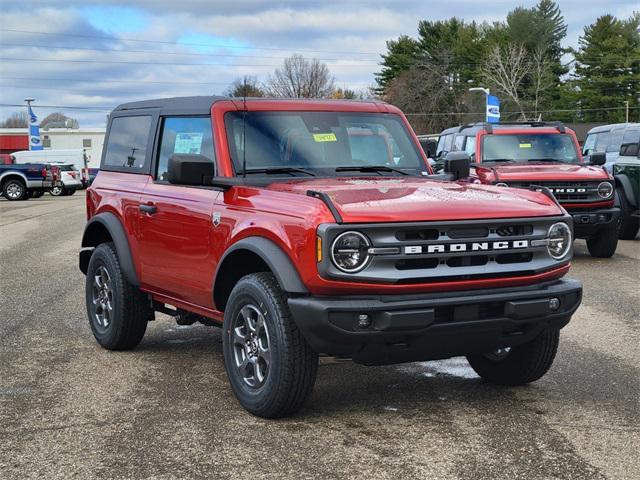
[0,0,635,127]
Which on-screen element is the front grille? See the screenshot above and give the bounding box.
[319,216,570,285]
[506,181,607,203]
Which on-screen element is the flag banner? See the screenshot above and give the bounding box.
[486,95,500,124]
[28,104,43,151]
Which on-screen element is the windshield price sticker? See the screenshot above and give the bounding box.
[519,143,532,148]
[175,132,204,154]
[313,133,337,142]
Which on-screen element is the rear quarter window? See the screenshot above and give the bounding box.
[102,115,153,173]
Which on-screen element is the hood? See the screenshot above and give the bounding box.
[266,177,562,223]
[477,162,610,183]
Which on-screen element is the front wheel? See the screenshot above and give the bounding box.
[618,192,639,240]
[85,243,151,350]
[466,328,560,386]
[586,226,618,257]
[222,272,318,418]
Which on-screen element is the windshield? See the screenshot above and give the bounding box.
[482,134,580,163]
[224,112,427,176]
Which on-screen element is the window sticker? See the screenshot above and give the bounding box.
[312,133,337,142]
[519,143,532,148]
[174,132,204,154]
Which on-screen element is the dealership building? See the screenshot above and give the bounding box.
[0,127,106,165]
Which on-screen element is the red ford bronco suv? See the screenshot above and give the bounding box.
[80,97,582,418]
[436,121,625,257]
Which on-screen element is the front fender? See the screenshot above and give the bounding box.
[216,236,308,294]
[614,174,637,208]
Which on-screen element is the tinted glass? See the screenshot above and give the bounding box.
[453,135,465,151]
[583,133,597,154]
[436,134,453,157]
[104,116,152,171]
[465,136,476,156]
[224,112,426,175]
[482,134,580,163]
[156,117,215,181]
[606,128,625,152]
[594,131,610,152]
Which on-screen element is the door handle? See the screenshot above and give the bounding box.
[139,203,157,214]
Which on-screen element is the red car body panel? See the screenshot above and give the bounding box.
[88,100,571,322]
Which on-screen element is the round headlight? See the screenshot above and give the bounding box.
[495,182,509,188]
[597,182,613,199]
[330,231,370,273]
[547,222,572,260]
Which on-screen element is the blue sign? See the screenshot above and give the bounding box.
[28,104,43,151]
[486,95,500,123]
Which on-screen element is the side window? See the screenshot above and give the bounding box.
[156,117,215,181]
[606,128,625,152]
[436,134,453,157]
[103,116,152,171]
[621,128,640,146]
[453,135,465,151]
[465,136,476,157]
[594,131,609,152]
[583,133,597,154]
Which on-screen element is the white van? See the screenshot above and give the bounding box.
[12,149,91,187]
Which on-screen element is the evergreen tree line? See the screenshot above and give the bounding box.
[375,0,640,133]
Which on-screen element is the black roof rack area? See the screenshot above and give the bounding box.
[455,120,567,135]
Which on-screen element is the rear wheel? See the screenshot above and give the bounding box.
[50,186,64,196]
[222,272,318,418]
[466,328,560,385]
[85,242,150,350]
[586,226,619,257]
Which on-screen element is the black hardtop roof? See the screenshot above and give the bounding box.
[440,121,568,136]
[114,96,226,114]
[113,96,390,115]
[586,122,640,134]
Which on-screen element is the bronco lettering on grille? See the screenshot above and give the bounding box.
[404,240,529,255]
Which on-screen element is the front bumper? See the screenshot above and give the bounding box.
[568,207,620,238]
[288,278,582,365]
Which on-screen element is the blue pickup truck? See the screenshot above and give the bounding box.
[0,163,61,201]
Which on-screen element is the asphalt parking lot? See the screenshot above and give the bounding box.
[1,191,638,480]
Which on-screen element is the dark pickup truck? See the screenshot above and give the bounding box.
[0,163,61,200]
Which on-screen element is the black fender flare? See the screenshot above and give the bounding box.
[215,237,308,294]
[79,212,140,286]
[614,174,637,208]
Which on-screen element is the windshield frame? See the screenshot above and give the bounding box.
[480,132,582,165]
[223,110,430,178]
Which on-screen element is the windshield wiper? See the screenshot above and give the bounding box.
[484,159,515,163]
[527,158,564,162]
[242,167,316,176]
[335,165,409,175]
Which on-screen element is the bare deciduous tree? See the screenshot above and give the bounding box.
[530,47,552,119]
[225,76,265,98]
[266,54,335,98]
[0,111,29,128]
[483,44,530,119]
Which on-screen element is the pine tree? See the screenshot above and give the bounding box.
[572,14,640,122]
[374,35,421,94]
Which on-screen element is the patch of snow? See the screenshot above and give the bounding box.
[397,357,478,379]
[383,406,399,412]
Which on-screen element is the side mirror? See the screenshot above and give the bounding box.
[588,152,606,166]
[168,153,214,185]
[619,142,639,157]
[443,152,471,180]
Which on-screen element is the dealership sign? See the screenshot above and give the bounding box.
[27,103,43,151]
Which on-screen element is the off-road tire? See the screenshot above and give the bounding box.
[618,192,639,240]
[466,328,560,386]
[222,272,318,418]
[85,242,150,350]
[586,226,618,257]
[3,179,28,201]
